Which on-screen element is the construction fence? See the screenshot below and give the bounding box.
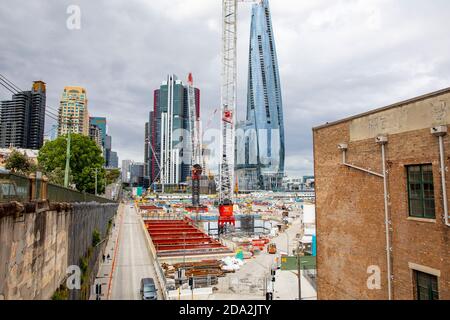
[215,275,267,296]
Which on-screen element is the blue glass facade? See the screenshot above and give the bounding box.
[236,0,285,191]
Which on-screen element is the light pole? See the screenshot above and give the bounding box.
[297,242,303,301]
[64,118,72,188]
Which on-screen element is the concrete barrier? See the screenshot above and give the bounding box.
[167,287,213,300]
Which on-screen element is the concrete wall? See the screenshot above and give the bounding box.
[0,201,118,300]
[313,91,450,300]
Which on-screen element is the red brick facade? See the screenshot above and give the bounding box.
[313,89,450,300]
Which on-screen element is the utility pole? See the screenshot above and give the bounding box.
[297,242,302,300]
[64,118,72,188]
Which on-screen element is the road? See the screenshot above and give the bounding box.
[110,203,162,300]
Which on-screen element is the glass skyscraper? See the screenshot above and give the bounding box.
[236,0,285,191]
[145,74,200,185]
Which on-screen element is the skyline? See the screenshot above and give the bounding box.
[1,1,450,177]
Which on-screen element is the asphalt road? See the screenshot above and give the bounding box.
[110,204,162,300]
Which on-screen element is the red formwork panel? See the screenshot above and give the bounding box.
[145,219,230,256]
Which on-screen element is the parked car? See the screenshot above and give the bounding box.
[140,278,158,300]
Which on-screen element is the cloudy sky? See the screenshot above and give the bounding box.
[1,0,450,177]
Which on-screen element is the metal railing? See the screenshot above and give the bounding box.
[0,171,116,204]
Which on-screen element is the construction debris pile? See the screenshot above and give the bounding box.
[161,257,243,279]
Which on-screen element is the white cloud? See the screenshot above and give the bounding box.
[1,0,450,176]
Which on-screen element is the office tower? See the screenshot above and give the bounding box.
[104,134,112,166]
[121,159,132,183]
[89,117,107,146]
[236,0,285,191]
[89,117,115,168]
[49,124,58,141]
[129,162,145,187]
[146,74,200,186]
[0,81,46,149]
[147,111,156,184]
[108,151,118,168]
[144,121,149,179]
[58,86,89,136]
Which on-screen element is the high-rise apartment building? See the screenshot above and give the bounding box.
[235,0,285,191]
[145,74,200,185]
[58,86,89,136]
[0,81,46,149]
[89,124,102,149]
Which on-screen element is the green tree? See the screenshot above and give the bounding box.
[5,150,32,173]
[47,167,72,186]
[38,134,106,194]
[105,168,121,185]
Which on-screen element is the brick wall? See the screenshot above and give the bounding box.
[313,92,450,300]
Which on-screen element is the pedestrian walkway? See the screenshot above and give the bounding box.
[89,204,124,300]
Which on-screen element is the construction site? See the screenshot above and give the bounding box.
[129,0,317,300]
[132,190,316,300]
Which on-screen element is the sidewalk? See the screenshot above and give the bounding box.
[273,270,317,300]
[89,203,124,300]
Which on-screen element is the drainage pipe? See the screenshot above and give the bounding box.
[380,143,392,300]
[338,139,393,300]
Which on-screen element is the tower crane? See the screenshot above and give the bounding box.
[218,0,259,231]
[218,0,238,229]
[187,73,204,169]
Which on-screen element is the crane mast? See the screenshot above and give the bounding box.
[187,73,203,168]
[218,0,259,228]
[218,0,238,227]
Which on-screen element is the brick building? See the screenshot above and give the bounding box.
[313,87,450,300]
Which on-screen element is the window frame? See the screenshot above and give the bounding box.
[415,270,439,300]
[406,164,436,219]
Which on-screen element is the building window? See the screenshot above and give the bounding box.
[415,271,439,300]
[407,164,435,219]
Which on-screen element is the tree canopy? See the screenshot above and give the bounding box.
[38,134,106,194]
[5,150,35,173]
[105,168,121,185]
